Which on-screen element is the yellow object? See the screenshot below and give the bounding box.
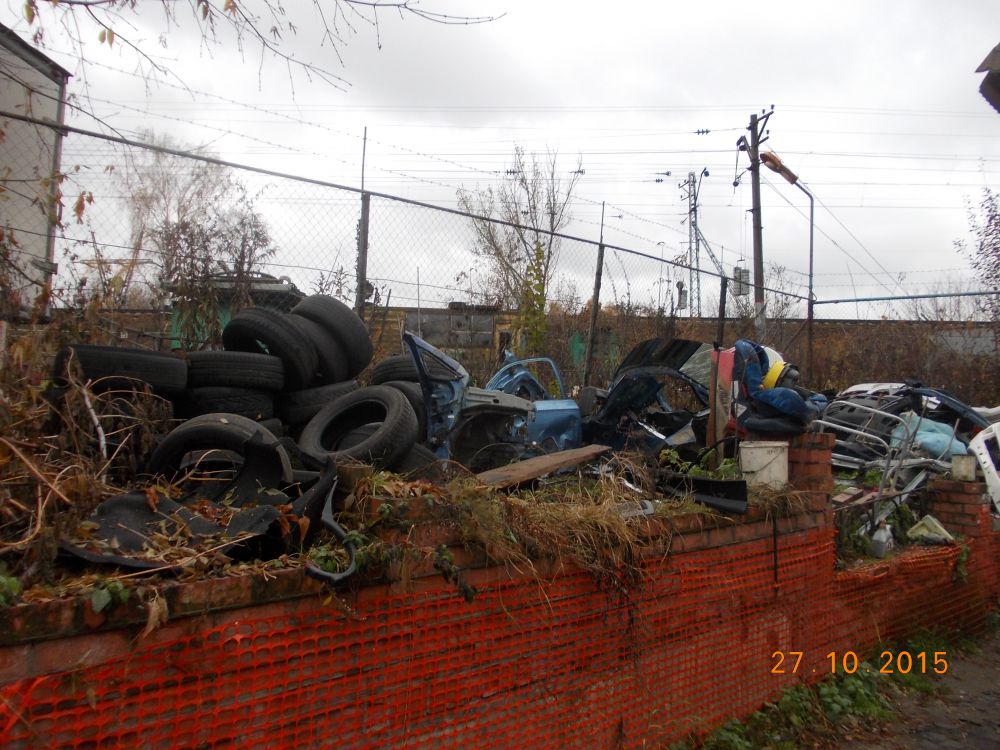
[762,359,787,390]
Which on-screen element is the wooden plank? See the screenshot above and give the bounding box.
[476,445,613,489]
[832,488,879,508]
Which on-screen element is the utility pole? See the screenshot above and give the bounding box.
[355,126,370,318]
[682,172,700,317]
[680,169,710,317]
[583,202,606,386]
[739,108,772,338]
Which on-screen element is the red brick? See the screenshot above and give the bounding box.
[734,521,770,543]
[379,522,463,548]
[674,529,713,552]
[931,479,987,496]
[933,511,979,530]
[791,432,835,449]
[788,462,829,478]
[707,526,737,547]
[807,495,830,513]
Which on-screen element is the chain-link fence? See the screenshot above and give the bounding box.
[8,112,998,400]
[0,113,780,379]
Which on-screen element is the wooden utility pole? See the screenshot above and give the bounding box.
[744,109,772,338]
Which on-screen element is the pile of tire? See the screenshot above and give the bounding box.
[54,294,438,482]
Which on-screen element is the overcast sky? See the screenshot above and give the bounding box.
[2,0,998,318]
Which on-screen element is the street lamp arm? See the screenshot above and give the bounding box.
[760,151,799,184]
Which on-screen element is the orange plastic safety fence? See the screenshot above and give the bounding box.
[1,522,997,749]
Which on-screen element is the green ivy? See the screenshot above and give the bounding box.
[0,572,21,607]
[516,240,548,356]
[89,579,130,614]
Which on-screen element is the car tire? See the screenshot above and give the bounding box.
[185,351,285,391]
[297,385,417,468]
[257,417,285,437]
[275,380,360,427]
[222,307,318,391]
[284,313,350,385]
[370,354,456,384]
[177,387,274,421]
[382,380,427,439]
[290,295,372,378]
[53,344,188,394]
[392,442,439,473]
[147,412,292,484]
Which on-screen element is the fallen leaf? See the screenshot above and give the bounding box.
[141,593,168,639]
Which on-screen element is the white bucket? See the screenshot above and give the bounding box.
[739,441,789,488]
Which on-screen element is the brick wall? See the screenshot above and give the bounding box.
[0,438,996,749]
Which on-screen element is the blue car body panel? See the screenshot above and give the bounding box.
[402,332,581,466]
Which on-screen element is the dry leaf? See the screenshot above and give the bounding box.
[141,593,168,638]
[144,487,160,513]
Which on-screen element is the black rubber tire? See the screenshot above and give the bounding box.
[275,380,360,427]
[257,417,285,437]
[53,344,188,394]
[185,350,284,391]
[222,307,318,391]
[382,380,427,439]
[392,442,439,473]
[147,412,292,484]
[297,385,418,468]
[284,313,350,385]
[370,354,457,385]
[337,423,380,450]
[291,295,372,378]
[178,387,274,420]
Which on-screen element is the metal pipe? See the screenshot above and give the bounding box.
[583,203,607,386]
[815,290,998,305]
[793,181,815,384]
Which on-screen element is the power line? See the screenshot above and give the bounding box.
[760,176,898,298]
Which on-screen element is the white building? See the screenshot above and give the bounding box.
[0,24,69,319]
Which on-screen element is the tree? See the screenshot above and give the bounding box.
[19,1,500,93]
[456,147,581,355]
[115,132,278,344]
[457,147,580,306]
[956,188,1000,356]
[958,188,1000,323]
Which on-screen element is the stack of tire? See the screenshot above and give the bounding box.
[176,294,374,436]
[193,294,435,473]
[55,295,440,479]
[51,344,190,398]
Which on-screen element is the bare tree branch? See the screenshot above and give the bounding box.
[456,147,580,311]
[20,1,504,106]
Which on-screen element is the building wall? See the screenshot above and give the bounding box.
[0,33,66,315]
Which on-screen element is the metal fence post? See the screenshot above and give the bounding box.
[582,242,605,386]
[706,275,729,469]
[355,191,371,319]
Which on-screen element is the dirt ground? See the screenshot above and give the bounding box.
[834,629,1000,749]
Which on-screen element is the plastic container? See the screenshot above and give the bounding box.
[739,441,789,488]
[871,524,893,558]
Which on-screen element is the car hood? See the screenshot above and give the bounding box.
[592,338,713,427]
[610,338,710,382]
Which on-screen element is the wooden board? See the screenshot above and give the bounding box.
[832,487,878,508]
[476,445,613,489]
